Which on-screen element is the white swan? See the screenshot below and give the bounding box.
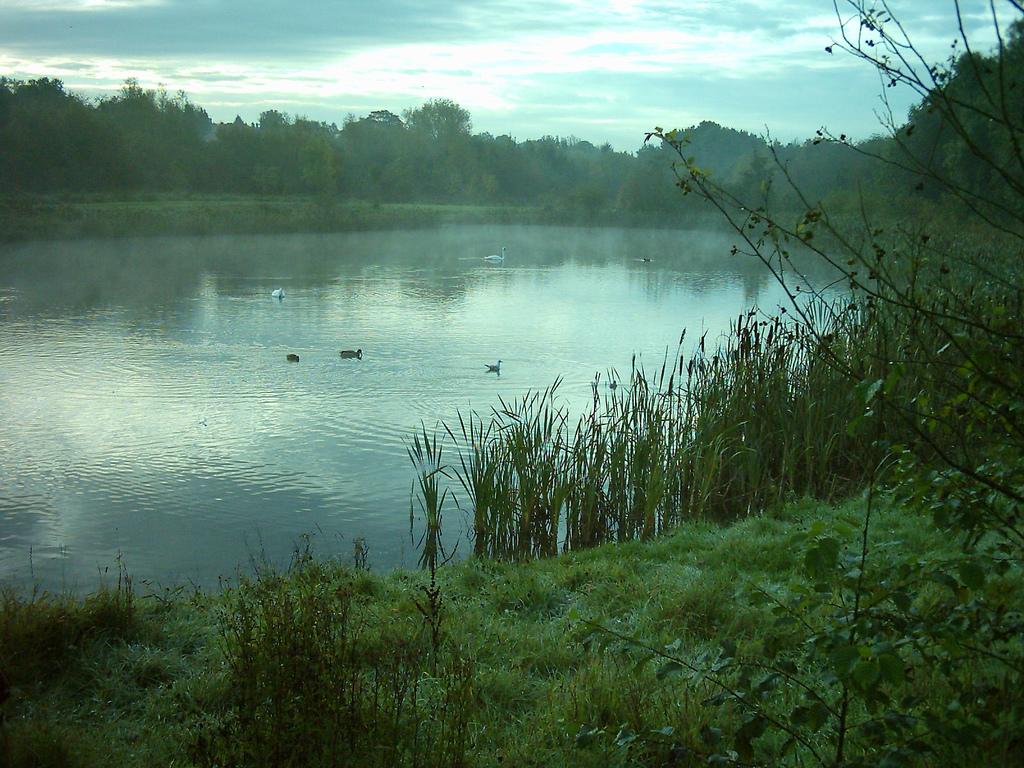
[271,288,285,299]
[484,247,506,262]
[485,360,502,373]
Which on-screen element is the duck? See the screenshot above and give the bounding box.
[286,353,300,362]
[271,288,285,299]
[340,349,363,359]
[485,360,502,373]
[483,247,507,262]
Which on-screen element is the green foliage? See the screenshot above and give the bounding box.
[0,73,887,221]
[416,305,885,561]
[191,544,473,768]
[408,424,452,572]
[0,721,88,768]
[403,98,472,142]
[589,4,1024,766]
[580,493,1023,766]
[0,198,570,242]
[4,500,1019,768]
[0,561,137,687]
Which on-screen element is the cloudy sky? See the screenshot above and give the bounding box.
[0,0,1004,150]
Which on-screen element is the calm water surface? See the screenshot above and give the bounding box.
[0,225,802,590]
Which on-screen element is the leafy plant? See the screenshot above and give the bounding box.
[192,543,473,768]
[580,2,1024,764]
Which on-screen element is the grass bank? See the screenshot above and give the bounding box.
[2,496,1020,767]
[0,195,713,242]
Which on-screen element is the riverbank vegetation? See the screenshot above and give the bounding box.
[2,2,1023,766]
[0,79,843,218]
[416,304,878,563]
[0,196,715,243]
[3,496,1019,768]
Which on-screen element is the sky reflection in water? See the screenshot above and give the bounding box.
[0,225,826,590]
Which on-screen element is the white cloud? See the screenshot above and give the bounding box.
[6,0,165,10]
[0,0,1009,148]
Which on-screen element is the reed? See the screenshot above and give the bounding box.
[412,298,892,561]
[407,424,451,572]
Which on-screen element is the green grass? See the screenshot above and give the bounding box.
[3,496,1019,767]
[0,196,535,242]
[0,195,704,242]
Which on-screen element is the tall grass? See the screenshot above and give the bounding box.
[0,557,137,687]
[193,543,473,768]
[413,299,891,561]
[408,425,452,572]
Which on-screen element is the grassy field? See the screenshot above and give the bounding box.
[0,195,707,242]
[0,196,539,242]
[2,496,1020,767]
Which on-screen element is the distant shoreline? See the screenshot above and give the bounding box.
[0,195,714,243]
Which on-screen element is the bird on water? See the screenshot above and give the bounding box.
[484,247,507,262]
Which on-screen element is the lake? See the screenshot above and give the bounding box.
[0,225,807,590]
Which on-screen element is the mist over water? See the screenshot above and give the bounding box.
[0,225,822,590]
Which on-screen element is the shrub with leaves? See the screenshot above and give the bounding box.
[577,487,1022,765]
[573,2,1024,764]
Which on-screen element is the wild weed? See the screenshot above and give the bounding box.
[193,542,473,768]
[0,557,137,687]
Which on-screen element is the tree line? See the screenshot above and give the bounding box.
[2,19,1020,220]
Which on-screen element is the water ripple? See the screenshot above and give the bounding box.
[0,226,818,589]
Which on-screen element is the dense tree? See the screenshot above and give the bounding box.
[4,41,1022,224]
[402,98,471,142]
[0,77,126,191]
[96,79,212,189]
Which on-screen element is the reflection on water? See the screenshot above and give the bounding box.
[0,225,820,590]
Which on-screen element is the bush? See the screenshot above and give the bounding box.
[191,545,473,768]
